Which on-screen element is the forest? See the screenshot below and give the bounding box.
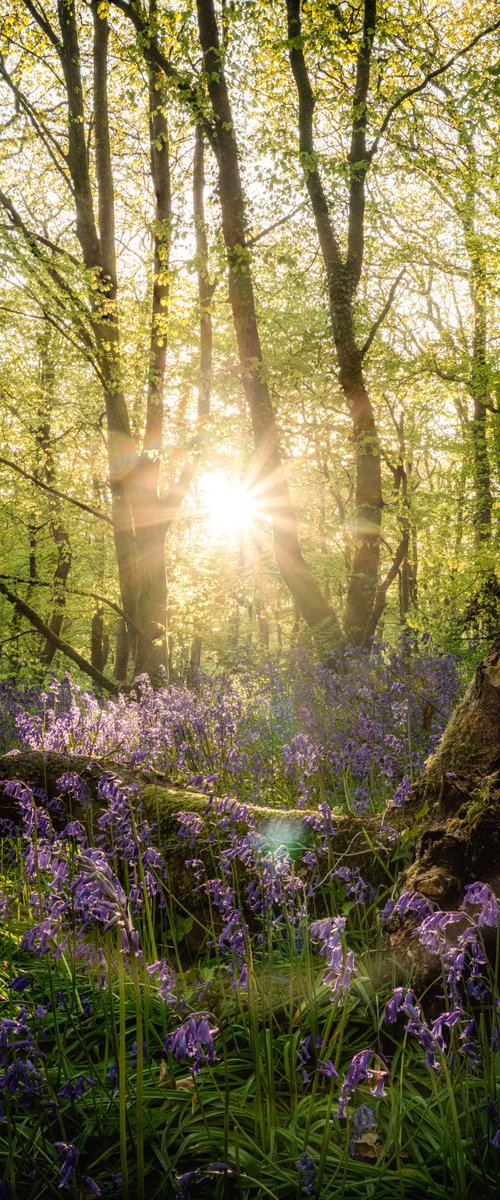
[0,0,499,1197]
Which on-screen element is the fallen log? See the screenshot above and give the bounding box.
[2,638,497,927]
[0,749,397,906]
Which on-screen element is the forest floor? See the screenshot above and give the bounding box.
[0,641,498,1199]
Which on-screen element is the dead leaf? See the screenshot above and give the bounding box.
[352,1128,384,1160]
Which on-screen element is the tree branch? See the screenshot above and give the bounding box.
[369,16,500,159]
[161,456,201,527]
[360,268,405,358]
[365,533,409,644]
[109,0,216,150]
[21,0,63,55]
[0,53,72,191]
[247,202,306,247]
[0,188,79,268]
[0,575,141,635]
[0,580,118,693]
[0,190,96,357]
[0,455,113,525]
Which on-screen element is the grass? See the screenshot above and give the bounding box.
[0,650,497,1197]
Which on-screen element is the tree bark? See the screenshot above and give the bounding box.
[459,136,494,548]
[91,605,105,673]
[0,750,391,904]
[193,125,213,422]
[36,323,72,665]
[390,637,500,907]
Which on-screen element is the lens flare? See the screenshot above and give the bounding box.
[199,471,258,541]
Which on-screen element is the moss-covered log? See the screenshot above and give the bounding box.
[2,639,498,915]
[0,750,395,907]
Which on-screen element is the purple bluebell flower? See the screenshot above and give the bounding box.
[175,810,204,847]
[462,882,500,928]
[390,775,413,809]
[53,1141,100,1194]
[303,801,336,850]
[71,849,140,955]
[353,784,370,813]
[176,1163,234,1200]
[349,1103,376,1155]
[385,988,464,1069]
[338,1050,387,1118]
[317,1059,339,1079]
[417,910,463,955]
[310,916,355,1000]
[164,1013,219,1075]
[295,1150,317,1195]
[8,975,31,993]
[54,1142,78,1188]
[390,890,435,922]
[333,865,374,905]
[385,988,405,1024]
[59,1075,97,1102]
[55,772,91,806]
[295,1034,322,1083]
[146,960,178,1004]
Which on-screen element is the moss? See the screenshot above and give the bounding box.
[0,751,394,911]
[140,784,391,906]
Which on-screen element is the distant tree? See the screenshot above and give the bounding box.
[0,0,212,681]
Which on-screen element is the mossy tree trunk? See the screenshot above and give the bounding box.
[392,637,500,906]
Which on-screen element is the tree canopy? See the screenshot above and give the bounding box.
[0,0,498,686]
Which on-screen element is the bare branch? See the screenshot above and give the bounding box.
[0,579,118,693]
[360,268,405,358]
[248,202,306,247]
[365,534,409,644]
[370,17,500,159]
[0,455,113,526]
[0,575,141,634]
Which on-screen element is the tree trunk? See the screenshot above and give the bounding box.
[390,637,500,907]
[188,634,202,689]
[195,0,344,660]
[459,139,494,549]
[128,456,168,680]
[286,0,383,646]
[91,606,105,673]
[36,325,72,665]
[193,126,213,422]
[0,750,392,907]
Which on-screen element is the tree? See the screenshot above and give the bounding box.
[1,0,499,678]
[0,0,212,682]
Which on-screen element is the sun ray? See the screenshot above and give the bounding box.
[198,471,259,541]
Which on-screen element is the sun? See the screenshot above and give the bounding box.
[199,471,259,541]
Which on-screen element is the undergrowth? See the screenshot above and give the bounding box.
[0,642,497,1198]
